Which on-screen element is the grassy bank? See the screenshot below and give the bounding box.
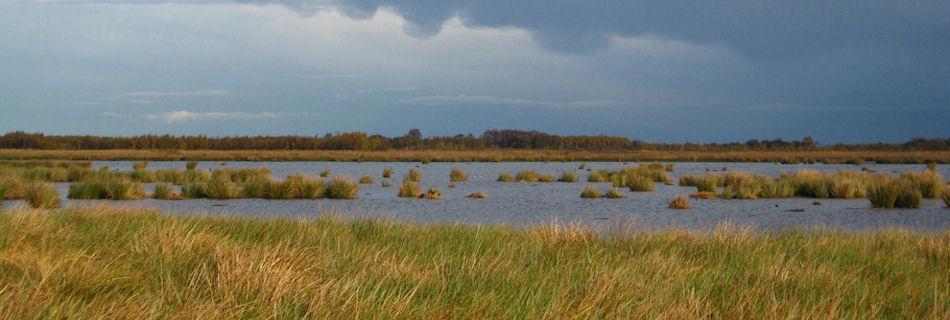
[2,149,949,163]
[0,206,948,319]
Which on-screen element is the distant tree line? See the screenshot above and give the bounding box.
[1,130,948,151]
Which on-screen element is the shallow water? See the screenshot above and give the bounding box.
[3,161,949,231]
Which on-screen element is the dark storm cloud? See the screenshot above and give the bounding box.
[244,0,950,59]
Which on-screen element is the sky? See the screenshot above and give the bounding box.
[0,1,948,144]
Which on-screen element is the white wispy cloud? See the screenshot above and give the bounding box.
[145,110,294,123]
[400,95,620,108]
[101,112,121,118]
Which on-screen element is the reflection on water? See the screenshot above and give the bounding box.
[3,161,948,231]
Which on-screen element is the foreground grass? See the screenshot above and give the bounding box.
[2,149,949,163]
[1,206,949,319]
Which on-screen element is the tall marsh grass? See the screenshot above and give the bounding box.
[0,205,948,318]
[152,183,184,200]
[23,182,59,208]
[69,179,145,200]
[398,180,422,198]
[406,168,422,182]
[558,170,578,182]
[580,185,603,198]
[326,177,359,199]
[515,170,540,182]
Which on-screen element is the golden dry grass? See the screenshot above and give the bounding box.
[0,205,948,319]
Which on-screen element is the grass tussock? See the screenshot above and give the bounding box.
[398,180,422,198]
[465,191,487,198]
[497,171,514,182]
[665,163,675,172]
[580,185,603,198]
[942,187,950,207]
[358,175,375,184]
[406,168,422,182]
[627,176,654,192]
[69,179,146,200]
[558,170,578,182]
[132,160,148,170]
[587,169,609,182]
[382,167,393,178]
[319,168,330,178]
[185,160,198,170]
[326,177,359,199]
[669,196,692,209]
[422,187,442,199]
[539,174,557,182]
[0,178,23,199]
[23,182,60,209]
[449,168,468,182]
[0,205,948,318]
[381,181,391,188]
[152,182,184,200]
[515,170,540,182]
[605,188,627,198]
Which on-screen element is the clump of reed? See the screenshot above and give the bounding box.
[212,168,271,183]
[465,192,487,198]
[605,188,627,198]
[515,170,540,182]
[151,183,184,200]
[450,168,468,182]
[185,161,198,170]
[206,174,241,199]
[558,171,578,182]
[398,180,422,198]
[381,181,391,188]
[128,169,158,183]
[406,168,422,182]
[320,168,330,177]
[665,163,675,172]
[132,161,148,170]
[669,197,691,209]
[577,163,586,169]
[580,185,603,198]
[587,169,609,182]
[539,174,557,182]
[69,178,146,200]
[901,170,943,198]
[868,180,922,209]
[382,167,393,178]
[627,176,654,192]
[497,171,514,182]
[181,182,208,198]
[359,176,375,184]
[285,174,327,199]
[422,188,442,199]
[326,177,359,199]
[24,182,59,209]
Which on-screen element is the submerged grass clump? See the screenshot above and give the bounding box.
[449,168,468,182]
[24,182,59,209]
[539,174,557,182]
[580,185,603,198]
[359,175,375,184]
[382,167,393,178]
[465,191,487,198]
[326,177,359,199]
[497,171,514,182]
[398,180,421,198]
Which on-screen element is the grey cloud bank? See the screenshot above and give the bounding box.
[0,1,947,143]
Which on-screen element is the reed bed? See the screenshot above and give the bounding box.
[449,168,468,182]
[1,205,947,319]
